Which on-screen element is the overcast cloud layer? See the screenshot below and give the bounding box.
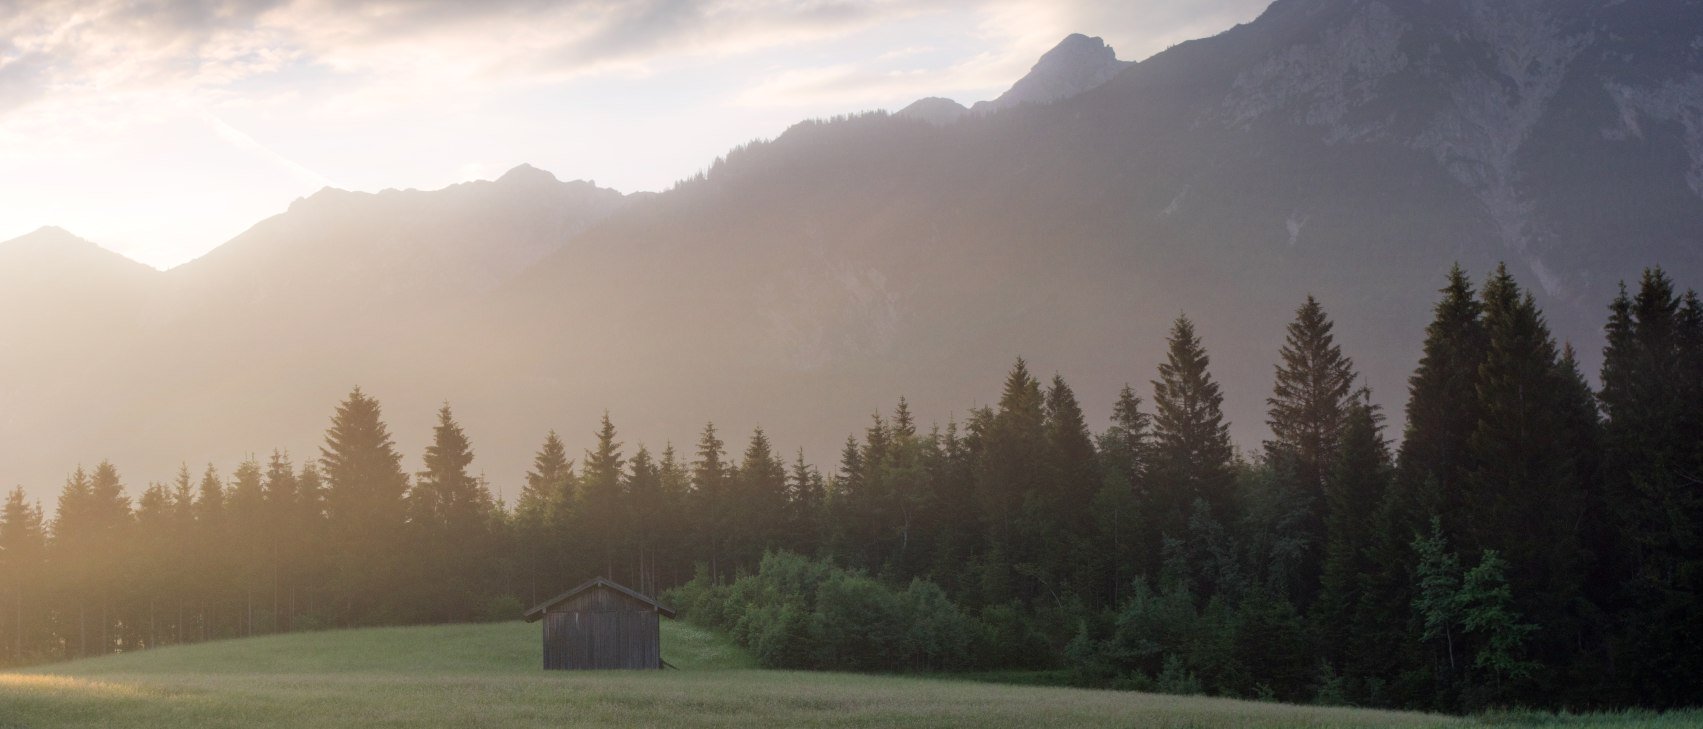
[0,0,1269,267]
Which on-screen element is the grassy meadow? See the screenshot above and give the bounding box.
[0,621,1692,728]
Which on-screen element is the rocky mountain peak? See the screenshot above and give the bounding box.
[972,33,1134,114]
[894,33,1134,124]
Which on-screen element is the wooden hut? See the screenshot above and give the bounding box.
[523,577,677,670]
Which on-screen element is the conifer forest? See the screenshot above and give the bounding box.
[2,263,1699,714]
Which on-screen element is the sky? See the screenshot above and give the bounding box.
[0,0,1271,269]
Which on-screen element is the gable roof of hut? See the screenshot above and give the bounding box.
[523,577,678,622]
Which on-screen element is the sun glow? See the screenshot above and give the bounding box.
[0,0,1270,268]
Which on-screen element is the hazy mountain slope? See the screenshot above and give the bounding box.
[166,164,626,318]
[0,228,163,467]
[490,0,1703,473]
[4,0,1701,500]
[0,226,160,340]
[0,173,625,495]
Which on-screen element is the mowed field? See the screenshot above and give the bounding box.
[0,621,1692,729]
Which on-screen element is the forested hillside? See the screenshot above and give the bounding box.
[3,264,1697,713]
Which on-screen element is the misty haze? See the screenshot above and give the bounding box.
[2,1,1700,727]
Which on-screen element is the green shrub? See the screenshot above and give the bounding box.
[898,579,974,670]
[975,601,1051,669]
[1156,654,1203,695]
[813,572,904,670]
[670,551,1027,673]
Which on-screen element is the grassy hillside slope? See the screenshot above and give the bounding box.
[0,621,1689,728]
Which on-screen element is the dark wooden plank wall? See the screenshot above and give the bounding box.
[541,585,662,670]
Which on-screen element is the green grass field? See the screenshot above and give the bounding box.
[0,621,1693,728]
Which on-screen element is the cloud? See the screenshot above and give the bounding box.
[0,52,50,113]
[0,0,1276,267]
[732,50,1013,108]
[1,1,1272,120]
[726,0,1272,109]
[3,0,937,94]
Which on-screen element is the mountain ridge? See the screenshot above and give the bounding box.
[3,0,1700,500]
[897,33,1136,125]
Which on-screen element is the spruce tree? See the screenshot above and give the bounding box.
[1463,264,1585,679]
[625,446,663,594]
[1398,264,1486,535]
[1043,374,1099,599]
[581,412,627,580]
[1316,393,1390,669]
[827,434,866,566]
[875,403,934,578]
[517,431,571,526]
[318,387,410,625]
[88,462,132,653]
[974,358,1047,603]
[734,428,788,570]
[226,457,266,635]
[413,405,486,533]
[893,397,917,438]
[1265,296,1358,605]
[1102,385,1151,492]
[294,461,327,604]
[52,463,130,656]
[195,465,224,524]
[411,404,493,620]
[1094,385,1149,604]
[191,464,229,639]
[787,448,825,554]
[1598,268,1703,704]
[654,444,691,589]
[1045,375,1099,521]
[1149,317,1236,536]
[261,452,303,631]
[170,464,195,523]
[0,487,46,661]
[132,480,177,646]
[516,431,573,601]
[1363,266,1486,703]
[691,422,729,581]
[1555,343,1612,680]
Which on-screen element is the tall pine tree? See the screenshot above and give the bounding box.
[1398,264,1487,535]
[1598,268,1703,705]
[0,487,45,661]
[1462,265,1587,690]
[691,422,730,581]
[1265,295,1359,606]
[319,387,410,625]
[974,358,1047,604]
[581,413,627,580]
[1316,393,1391,672]
[1094,385,1150,604]
[1149,317,1236,541]
[411,404,494,621]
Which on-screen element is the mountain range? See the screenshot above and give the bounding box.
[4,0,1701,499]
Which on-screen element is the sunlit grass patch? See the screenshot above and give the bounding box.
[0,673,153,698]
[2,622,1695,728]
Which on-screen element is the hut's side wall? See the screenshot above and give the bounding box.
[540,585,662,670]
